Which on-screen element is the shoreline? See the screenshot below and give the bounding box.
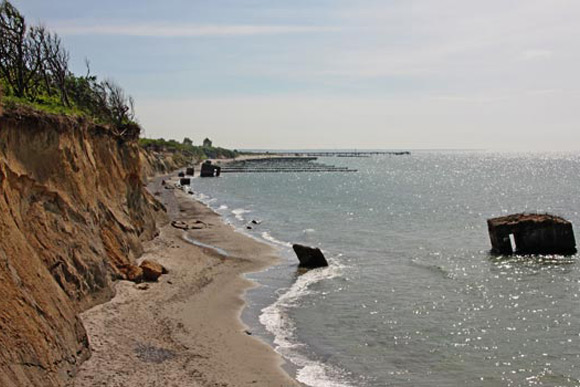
[72,173,300,386]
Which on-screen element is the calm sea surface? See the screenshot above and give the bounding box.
[192,151,580,387]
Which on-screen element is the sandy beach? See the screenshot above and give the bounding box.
[72,173,300,387]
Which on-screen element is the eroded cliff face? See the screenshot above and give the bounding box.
[139,148,190,180]
[0,108,164,386]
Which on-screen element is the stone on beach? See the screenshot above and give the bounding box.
[487,213,577,255]
[292,244,328,268]
[123,264,144,282]
[140,259,168,282]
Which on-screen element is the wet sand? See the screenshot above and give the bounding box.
[72,174,299,387]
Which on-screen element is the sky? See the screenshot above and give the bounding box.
[12,0,580,150]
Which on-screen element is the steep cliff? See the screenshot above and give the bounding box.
[0,106,164,386]
[139,148,191,180]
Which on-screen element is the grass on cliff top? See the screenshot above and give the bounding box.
[2,94,87,118]
[139,138,239,160]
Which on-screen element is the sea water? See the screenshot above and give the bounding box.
[191,151,580,387]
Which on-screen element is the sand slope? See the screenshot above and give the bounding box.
[72,176,299,387]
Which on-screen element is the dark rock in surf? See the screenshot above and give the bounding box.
[292,244,328,268]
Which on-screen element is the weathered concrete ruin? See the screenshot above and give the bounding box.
[487,213,577,255]
[186,167,194,176]
[179,178,191,186]
[292,244,329,268]
[200,161,221,177]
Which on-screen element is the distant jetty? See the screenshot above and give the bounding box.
[265,151,411,158]
[218,157,358,173]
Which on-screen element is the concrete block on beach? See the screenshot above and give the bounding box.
[487,213,577,255]
[180,178,191,186]
[292,244,328,268]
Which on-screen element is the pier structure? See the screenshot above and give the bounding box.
[265,151,411,158]
[217,156,357,173]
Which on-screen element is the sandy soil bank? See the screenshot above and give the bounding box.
[72,174,299,387]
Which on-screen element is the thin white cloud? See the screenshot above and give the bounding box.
[521,49,553,60]
[53,22,338,37]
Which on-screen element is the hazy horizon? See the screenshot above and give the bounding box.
[14,0,580,150]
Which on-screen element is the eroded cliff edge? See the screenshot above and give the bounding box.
[0,107,170,386]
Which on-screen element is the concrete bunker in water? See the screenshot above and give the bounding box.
[200,161,221,177]
[487,213,577,255]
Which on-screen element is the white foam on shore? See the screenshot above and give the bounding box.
[194,192,210,202]
[182,234,229,257]
[259,259,354,387]
[184,185,352,386]
[261,231,293,248]
[232,208,250,221]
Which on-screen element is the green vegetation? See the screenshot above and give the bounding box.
[0,0,138,137]
[139,137,239,160]
[0,1,232,150]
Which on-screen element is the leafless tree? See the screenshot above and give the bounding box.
[102,79,135,126]
[0,0,28,97]
[39,27,70,105]
[0,1,47,99]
